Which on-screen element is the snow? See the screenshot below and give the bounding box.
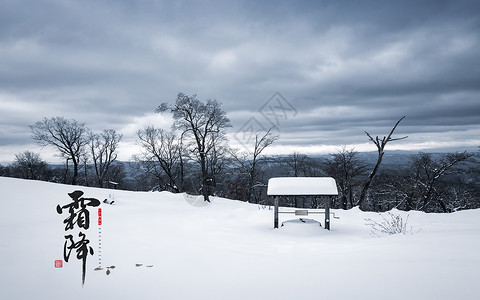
[267,177,338,195]
[1,176,479,300]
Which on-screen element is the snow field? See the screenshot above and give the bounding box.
[0,177,479,300]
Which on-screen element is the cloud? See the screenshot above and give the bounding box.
[1,0,479,162]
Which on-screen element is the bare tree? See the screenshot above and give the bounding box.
[11,150,50,180]
[285,152,310,177]
[0,164,10,177]
[135,126,181,192]
[80,152,90,186]
[357,116,407,210]
[324,147,367,209]
[206,133,230,196]
[231,128,278,203]
[30,117,88,185]
[106,163,127,189]
[408,151,473,212]
[88,129,122,188]
[157,93,231,202]
[280,151,311,207]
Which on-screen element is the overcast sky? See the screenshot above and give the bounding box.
[1,0,479,163]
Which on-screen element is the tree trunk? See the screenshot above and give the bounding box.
[341,192,348,210]
[64,159,69,184]
[200,154,210,202]
[72,159,78,185]
[179,149,184,193]
[248,163,255,203]
[358,150,384,210]
[357,117,407,211]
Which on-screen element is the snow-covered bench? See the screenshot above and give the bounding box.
[267,177,338,230]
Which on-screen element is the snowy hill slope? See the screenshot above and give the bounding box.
[0,177,479,300]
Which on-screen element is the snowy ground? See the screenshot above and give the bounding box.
[0,177,479,300]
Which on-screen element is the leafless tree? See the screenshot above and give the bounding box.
[205,133,231,196]
[284,152,310,177]
[88,129,122,188]
[106,163,127,189]
[230,127,278,203]
[0,164,10,177]
[157,93,231,201]
[408,151,473,212]
[135,126,182,192]
[278,151,313,207]
[80,152,90,186]
[324,147,367,209]
[11,150,50,180]
[357,116,407,210]
[30,117,88,185]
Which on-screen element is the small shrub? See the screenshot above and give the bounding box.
[365,212,420,237]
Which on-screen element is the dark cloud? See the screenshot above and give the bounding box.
[1,0,479,162]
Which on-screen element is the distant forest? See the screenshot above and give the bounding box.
[1,149,479,213]
[1,94,479,213]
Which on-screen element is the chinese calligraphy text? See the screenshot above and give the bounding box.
[57,190,100,286]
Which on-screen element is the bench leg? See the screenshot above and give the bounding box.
[274,196,279,229]
[325,197,331,230]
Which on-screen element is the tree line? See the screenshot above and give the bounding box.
[1,92,478,213]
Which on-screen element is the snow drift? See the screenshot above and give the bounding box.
[0,177,479,300]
